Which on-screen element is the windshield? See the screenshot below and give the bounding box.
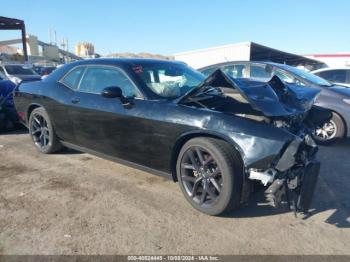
[132,62,205,98]
[4,65,37,76]
[276,64,332,87]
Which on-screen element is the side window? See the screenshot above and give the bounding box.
[222,64,248,78]
[61,67,85,90]
[250,64,272,80]
[272,69,299,85]
[78,66,141,97]
[317,70,346,83]
[201,67,216,76]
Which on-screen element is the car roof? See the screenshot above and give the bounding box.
[198,61,282,71]
[311,67,350,73]
[66,58,184,67]
[1,64,23,68]
[1,63,28,66]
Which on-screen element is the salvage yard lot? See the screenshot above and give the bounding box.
[0,131,349,255]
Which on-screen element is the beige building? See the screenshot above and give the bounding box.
[26,35,39,56]
[75,42,95,57]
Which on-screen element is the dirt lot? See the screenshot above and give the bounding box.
[0,131,349,255]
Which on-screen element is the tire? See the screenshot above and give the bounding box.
[176,137,243,216]
[28,107,63,154]
[313,112,345,145]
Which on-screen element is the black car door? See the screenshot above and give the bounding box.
[68,65,152,166]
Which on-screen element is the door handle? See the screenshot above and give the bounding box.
[71,98,80,104]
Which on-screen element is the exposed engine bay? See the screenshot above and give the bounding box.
[179,70,331,213]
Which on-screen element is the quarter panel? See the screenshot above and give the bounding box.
[14,80,77,143]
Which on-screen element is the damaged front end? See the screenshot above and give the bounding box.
[249,135,320,213]
[178,69,330,213]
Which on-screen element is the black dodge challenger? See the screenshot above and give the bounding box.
[14,58,327,215]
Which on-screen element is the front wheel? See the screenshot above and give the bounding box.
[29,107,63,154]
[313,112,345,145]
[176,137,242,216]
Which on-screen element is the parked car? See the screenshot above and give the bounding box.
[34,66,56,77]
[200,61,350,144]
[312,67,350,88]
[14,58,325,215]
[0,63,41,84]
[0,78,19,132]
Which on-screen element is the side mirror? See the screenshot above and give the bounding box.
[101,86,123,98]
[101,86,132,108]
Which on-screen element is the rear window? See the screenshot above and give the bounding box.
[61,67,85,90]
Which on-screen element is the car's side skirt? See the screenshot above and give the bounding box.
[60,141,173,180]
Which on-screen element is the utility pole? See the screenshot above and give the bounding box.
[61,37,66,50]
[21,22,28,62]
[48,29,52,45]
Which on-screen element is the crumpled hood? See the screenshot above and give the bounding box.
[179,69,321,117]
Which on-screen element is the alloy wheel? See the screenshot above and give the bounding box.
[30,113,50,149]
[180,146,223,207]
[314,120,337,141]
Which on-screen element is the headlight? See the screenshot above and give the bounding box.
[344,99,350,105]
[9,76,22,85]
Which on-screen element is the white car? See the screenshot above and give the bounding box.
[0,64,41,84]
[312,67,350,87]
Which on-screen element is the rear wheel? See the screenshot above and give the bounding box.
[176,137,242,216]
[313,112,345,145]
[29,107,63,154]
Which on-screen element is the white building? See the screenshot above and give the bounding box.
[304,53,350,68]
[174,42,252,69]
[174,41,323,70]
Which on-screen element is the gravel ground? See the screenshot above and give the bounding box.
[0,131,349,255]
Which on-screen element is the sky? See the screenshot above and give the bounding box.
[1,0,350,56]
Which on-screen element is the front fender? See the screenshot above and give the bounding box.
[204,113,296,170]
[174,114,296,172]
[228,131,289,170]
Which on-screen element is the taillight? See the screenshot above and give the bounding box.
[17,111,25,120]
